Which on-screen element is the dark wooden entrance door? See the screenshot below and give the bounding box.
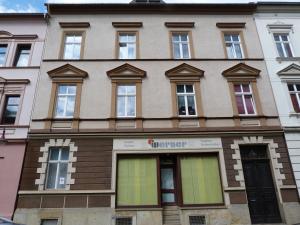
[241,146,282,224]
[160,156,177,205]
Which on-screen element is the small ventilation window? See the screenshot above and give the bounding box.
[116,217,132,225]
[189,215,206,225]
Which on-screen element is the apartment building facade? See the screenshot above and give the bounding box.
[255,2,300,199]
[0,14,46,219]
[14,2,300,225]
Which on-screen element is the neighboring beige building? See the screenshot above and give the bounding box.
[14,1,300,225]
[0,14,46,219]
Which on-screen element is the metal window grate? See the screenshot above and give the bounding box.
[116,217,132,225]
[189,216,206,225]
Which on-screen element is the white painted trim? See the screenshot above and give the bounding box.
[18,190,114,195]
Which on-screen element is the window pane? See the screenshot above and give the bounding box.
[244,95,255,114]
[185,85,193,93]
[127,34,136,42]
[49,148,59,160]
[117,158,158,206]
[127,44,136,59]
[46,163,57,189]
[119,34,128,42]
[58,85,67,94]
[172,34,180,42]
[187,96,196,115]
[288,84,294,91]
[63,44,74,59]
[176,85,184,93]
[276,43,285,58]
[284,43,293,57]
[274,34,280,41]
[117,96,125,117]
[119,45,128,59]
[41,219,58,225]
[234,43,242,58]
[0,44,7,66]
[234,84,241,92]
[2,96,20,124]
[281,35,288,41]
[177,96,186,115]
[118,86,127,95]
[57,163,68,189]
[224,34,231,42]
[161,168,174,189]
[296,84,300,91]
[16,53,30,67]
[242,84,250,92]
[55,96,66,117]
[126,86,136,95]
[173,43,180,59]
[74,35,82,43]
[14,44,31,67]
[232,35,239,41]
[0,54,5,66]
[180,34,188,42]
[181,156,223,204]
[66,35,75,43]
[127,96,136,116]
[72,44,81,59]
[182,44,190,59]
[291,94,300,112]
[60,148,69,160]
[67,86,76,95]
[66,96,75,117]
[226,43,234,59]
[162,193,175,203]
[236,96,245,114]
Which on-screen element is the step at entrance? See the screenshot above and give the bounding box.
[163,206,181,225]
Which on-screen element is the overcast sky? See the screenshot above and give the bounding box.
[0,0,299,13]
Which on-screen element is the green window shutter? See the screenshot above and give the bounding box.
[181,155,223,205]
[117,157,158,206]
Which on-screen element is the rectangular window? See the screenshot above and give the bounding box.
[172,33,191,59]
[41,219,58,225]
[274,33,293,58]
[117,85,136,117]
[234,84,256,115]
[63,34,82,59]
[288,83,300,113]
[180,155,223,205]
[177,84,196,116]
[224,34,243,59]
[55,85,76,118]
[118,33,136,59]
[117,157,158,206]
[1,95,20,124]
[0,44,8,66]
[13,44,31,67]
[46,147,69,189]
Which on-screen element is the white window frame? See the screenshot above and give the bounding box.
[172,33,191,59]
[117,85,136,118]
[224,34,244,59]
[55,84,76,118]
[63,33,82,60]
[234,83,256,116]
[273,33,294,58]
[176,84,197,117]
[0,43,8,67]
[118,33,137,59]
[45,147,70,190]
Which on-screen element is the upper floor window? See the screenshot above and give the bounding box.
[117,85,136,117]
[288,83,300,113]
[177,84,196,116]
[224,34,243,59]
[1,95,20,124]
[172,33,191,59]
[55,85,76,118]
[274,33,293,58]
[0,44,8,66]
[13,44,31,67]
[118,33,137,59]
[234,84,256,115]
[63,34,82,59]
[46,147,69,189]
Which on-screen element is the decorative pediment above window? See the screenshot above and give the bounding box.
[222,63,260,81]
[47,64,88,82]
[107,63,146,80]
[0,30,38,39]
[267,22,293,33]
[277,64,300,81]
[165,63,204,81]
[0,30,13,38]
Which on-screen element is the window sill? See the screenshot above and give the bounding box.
[115,207,163,211]
[276,57,300,63]
[179,205,227,210]
[289,112,300,118]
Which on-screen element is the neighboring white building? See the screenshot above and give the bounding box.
[255,2,300,196]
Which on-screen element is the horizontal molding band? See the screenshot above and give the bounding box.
[18,190,115,195]
[0,66,40,69]
[43,58,264,62]
[224,187,246,191]
[32,115,279,122]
